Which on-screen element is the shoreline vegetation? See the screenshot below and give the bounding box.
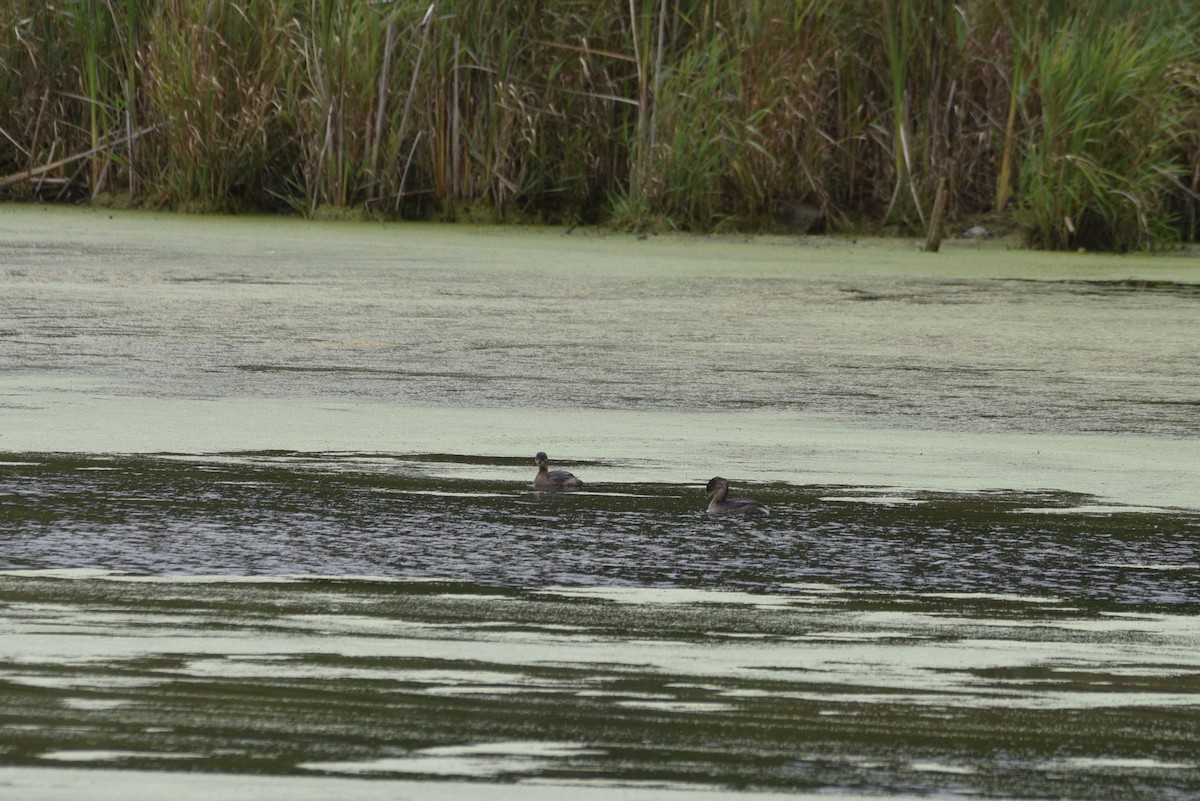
[1,1,1197,252]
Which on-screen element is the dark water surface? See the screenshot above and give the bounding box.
[3,453,1199,604]
[2,206,1199,799]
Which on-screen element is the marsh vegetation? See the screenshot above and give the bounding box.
[1,0,1198,250]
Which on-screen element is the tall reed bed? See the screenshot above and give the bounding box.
[1016,3,1199,250]
[141,0,291,210]
[0,2,114,198]
[1,0,1196,249]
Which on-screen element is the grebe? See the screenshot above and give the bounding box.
[705,476,768,515]
[534,452,584,489]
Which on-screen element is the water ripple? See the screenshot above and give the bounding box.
[2,454,1197,609]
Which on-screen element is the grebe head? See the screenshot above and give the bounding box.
[535,451,549,467]
[705,476,728,497]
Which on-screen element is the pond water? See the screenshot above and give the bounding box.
[1,204,1199,799]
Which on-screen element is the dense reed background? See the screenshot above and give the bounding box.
[1,0,1197,250]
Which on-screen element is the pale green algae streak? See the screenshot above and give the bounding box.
[1,574,1199,800]
[1,203,1198,507]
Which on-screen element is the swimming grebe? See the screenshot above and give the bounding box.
[534,452,584,489]
[705,476,768,515]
